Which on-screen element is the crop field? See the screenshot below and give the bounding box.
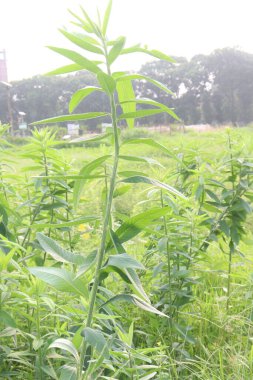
[1,126,253,379]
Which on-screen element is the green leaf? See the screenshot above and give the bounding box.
[76,251,97,278]
[112,207,171,245]
[82,327,109,358]
[102,0,113,36]
[60,366,77,380]
[69,87,104,113]
[47,46,102,74]
[31,216,98,230]
[119,109,165,120]
[49,338,79,362]
[115,73,174,96]
[120,98,180,121]
[29,267,88,298]
[0,310,16,328]
[125,268,150,302]
[108,37,126,64]
[36,233,86,265]
[116,77,135,128]
[97,72,116,95]
[59,29,103,54]
[73,155,111,210]
[45,64,83,76]
[121,138,184,164]
[121,176,186,199]
[119,155,163,167]
[107,253,145,270]
[121,46,175,63]
[101,294,169,318]
[31,112,109,125]
[113,184,131,198]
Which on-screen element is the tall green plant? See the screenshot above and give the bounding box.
[29,1,183,377]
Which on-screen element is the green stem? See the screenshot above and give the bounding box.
[160,190,172,311]
[226,244,233,313]
[78,95,119,377]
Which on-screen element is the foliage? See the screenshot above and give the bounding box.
[0,2,253,380]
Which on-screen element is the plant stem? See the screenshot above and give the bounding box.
[78,96,119,378]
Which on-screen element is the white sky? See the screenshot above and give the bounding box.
[0,0,252,81]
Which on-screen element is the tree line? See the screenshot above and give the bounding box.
[1,48,253,128]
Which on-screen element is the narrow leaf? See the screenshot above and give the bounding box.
[117,77,135,128]
[108,36,126,64]
[47,46,102,74]
[120,98,180,121]
[102,0,113,36]
[121,176,186,199]
[97,72,116,95]
[45,64,83,76]
[73,155,111,210]
[69,87,104,113]
[101,294,169,318]
[37,233,86,265]
[119,109,165,119]
[59,29,103,54]
[31,112,109,126]
[115,73,174,95]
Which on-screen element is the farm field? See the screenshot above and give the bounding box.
[1,126,253,379]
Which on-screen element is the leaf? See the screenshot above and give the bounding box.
[113,184,131,198]
[97,72,116,95]
[60,366,77,380]
[121,176,186,199]
[45,64,83,76]
[120,98,180,121]
[121,137,172,156]
[111,207,171,245]
[73,155,111,210]
[49,338,79,362]
[125,267,150,302]
[119,155,163,167]
[119,109,164,120]
[0,310,16,328]
[120,46,175,63]
[76,251,97,278]
[31,112,109,125]
[116,77,135,128]
[107,253,145,270]
[36,233,86,265]
[47,46,102,74]
[115,73,174,95]
[59,29,103,54]
[101,294,169,318]
[173,322,196,344]
[82,327,109,358]
[31,216,98,230]
[29,267,88,298]
[69,87,104,113]
[108,37,126,64]
[102,0,113,36]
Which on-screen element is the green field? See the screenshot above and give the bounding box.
[1,126,253,379]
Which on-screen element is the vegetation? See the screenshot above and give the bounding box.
[1,50,253,128]
[0,1,253,380]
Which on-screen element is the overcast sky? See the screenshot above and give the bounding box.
[0,0,252,81]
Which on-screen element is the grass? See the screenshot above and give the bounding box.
[1,126,253,379]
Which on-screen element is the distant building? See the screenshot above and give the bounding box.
[0,50,8,82]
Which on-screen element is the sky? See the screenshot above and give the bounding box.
[0,0,252,81]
